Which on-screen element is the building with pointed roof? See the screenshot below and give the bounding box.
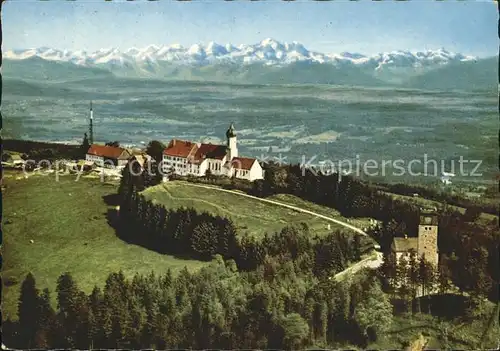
[162,124,264,182]
[86,144,132,168]
[391,207,439,267]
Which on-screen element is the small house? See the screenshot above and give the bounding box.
[86,144,132,169]
[2,153,25,167]
[391,235,418,261]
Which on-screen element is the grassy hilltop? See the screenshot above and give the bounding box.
[2,171,370,319]
[1,171,208,320]
[142,181,373,240]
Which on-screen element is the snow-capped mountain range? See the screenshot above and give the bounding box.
[4,38,476,70]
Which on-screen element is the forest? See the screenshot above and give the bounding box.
[170,160,498,299]
[4,155,498,349]
[6,238,496,349]
[120,157,499,301]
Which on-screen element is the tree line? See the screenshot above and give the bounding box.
[118,185,367,274]
[8,250,493,350]
[375,246,495,337]
[121,156,498,301]
[6,257,394,349]
[380,182,498,216]
[5,156,497,349]
[177,162,498,301]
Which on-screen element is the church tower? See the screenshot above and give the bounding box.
[226,123,238,160]
[417,208,439,266]
[89,101,94,145]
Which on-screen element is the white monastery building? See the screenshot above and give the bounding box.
[162,124,264,182]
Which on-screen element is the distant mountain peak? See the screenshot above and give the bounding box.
[4,39,477,73]
[2,41,494,92]
[260,37,279,45]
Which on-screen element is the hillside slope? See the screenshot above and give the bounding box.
[404,57,496,91]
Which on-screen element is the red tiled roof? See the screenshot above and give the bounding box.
[231,157,256,170]
[87,144,129,160]
[163,140,198,158]
[164,140,227,163]
[192,143,227,163]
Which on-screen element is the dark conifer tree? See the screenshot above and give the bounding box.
[408,249,419,303]
[18,273,41,349]
[36,288,57,348]
[191,221,219,260]
[81,133,90,158]
[437,255,453,295]
[105,141,120,147]
[88,286,103,349]
[352,234,362,261]
[396,255,411,313]
[118,162,133,204]
[56,272,81,347]
[145,140,167,163]
[379,252,397,294]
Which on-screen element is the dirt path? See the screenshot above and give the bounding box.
[406,334,428,351]
[178,181,384,279]
[180,182,368,236]
[333,251,384,281]
[160,185,272,223]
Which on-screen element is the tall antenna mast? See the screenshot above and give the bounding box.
[89,101,94,145]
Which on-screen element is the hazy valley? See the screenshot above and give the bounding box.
[2,41,497,184]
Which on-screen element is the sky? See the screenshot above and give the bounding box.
[2,0,497,57]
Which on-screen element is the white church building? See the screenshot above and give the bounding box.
[162,124,264,182]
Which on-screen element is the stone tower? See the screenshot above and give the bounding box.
[226,123,238,160]
[417,208,439,266]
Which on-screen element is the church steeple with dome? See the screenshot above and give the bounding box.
[226,122,238,160]
[161,121,263,182]
[226,123,236,139]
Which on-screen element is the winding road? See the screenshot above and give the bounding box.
[181,182,368,235]
[333,251,384,281]
[178,181,384,279]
